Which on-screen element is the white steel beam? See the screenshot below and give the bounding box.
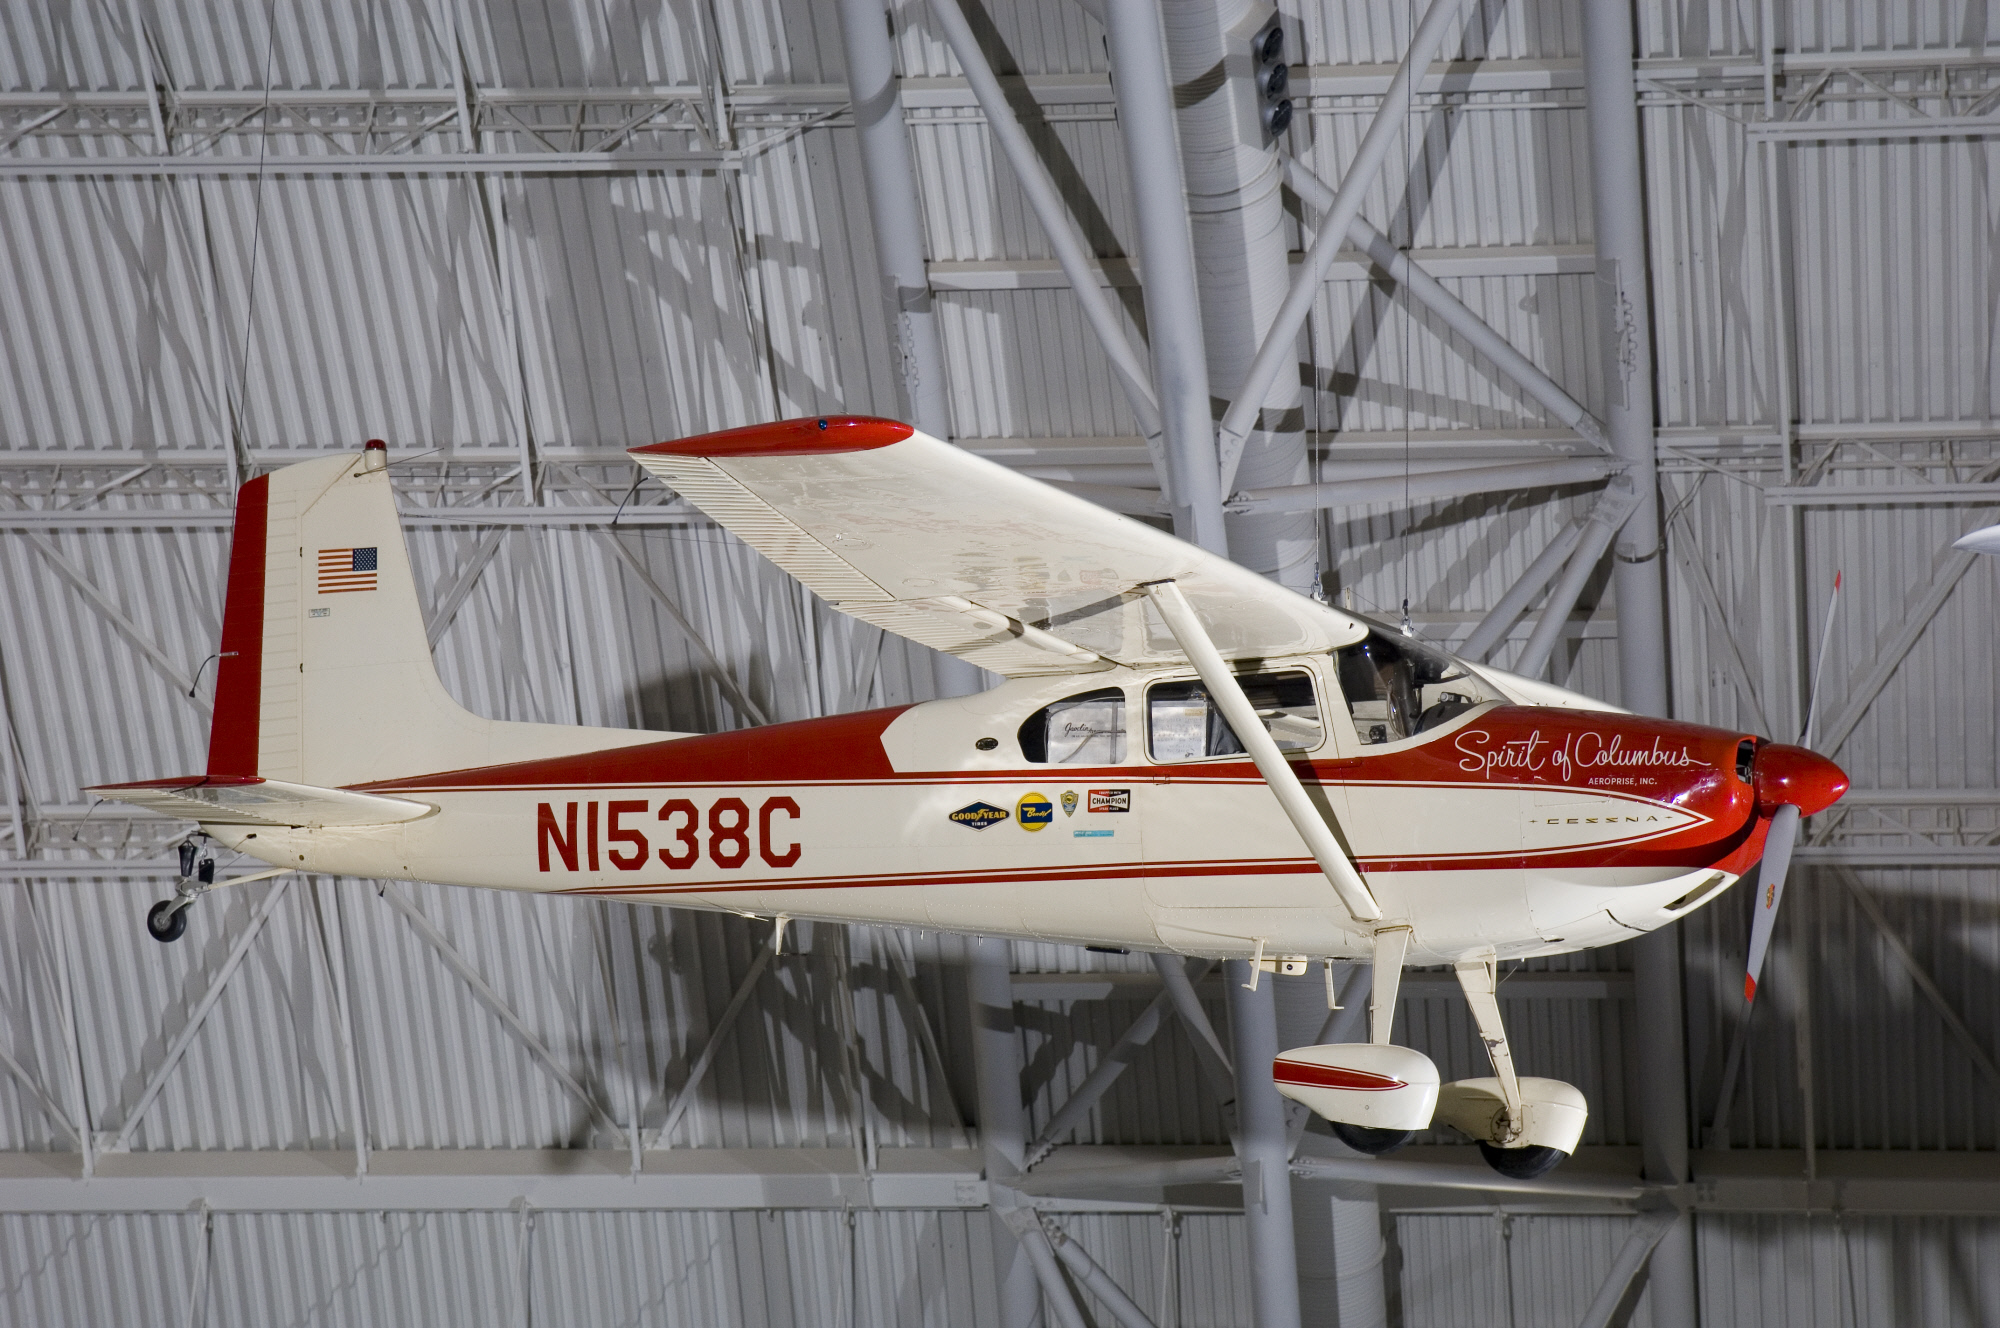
[1282,159,1610,454]
[1583,2,1690,1322]
[1044,1215,1160,1328]
[1224,960,1302,1328]
[922,0,1166,455]
[1459,516,1589,662]
[0,1147,985,1213]
[380,885,622,1137]
[836,0,952,440]
[1215,0,1475,491]
[1576,1207,1683,1328]
[0,152,740,176]
[1104,0,1224,551]
[968,935,1044,1328]
[647,933,777,1148]
[109,881,291,1153]
[21,532,209,710]
[1514,482,1642,678]
[596,531,772,727]
[0,1039,79,1146]
[1815,540,1990,760]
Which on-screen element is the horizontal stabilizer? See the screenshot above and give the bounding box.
[86,776,435,829]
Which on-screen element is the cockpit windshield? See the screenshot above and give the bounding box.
[1334,628,1496,745]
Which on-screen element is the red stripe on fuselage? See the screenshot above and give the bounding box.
[207,474,269,777]
[354,704,1765,875]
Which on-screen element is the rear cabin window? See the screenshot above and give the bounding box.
[1145,671,1322,762]
[1019,688,1126,764]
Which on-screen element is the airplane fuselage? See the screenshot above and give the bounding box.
[205,664,1773,966]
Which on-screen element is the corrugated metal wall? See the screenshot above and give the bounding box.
[3,0,1999,1323]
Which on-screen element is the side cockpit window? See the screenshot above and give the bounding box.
[1146,671,1322,762]
[1020,688,1126,764]
[1335,629,1491,745]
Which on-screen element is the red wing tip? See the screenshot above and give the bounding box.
[632,415,915,459]
[87,775,265,792]
[1743,975,1757,1002]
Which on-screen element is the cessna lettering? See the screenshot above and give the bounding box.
[536,795,800,872]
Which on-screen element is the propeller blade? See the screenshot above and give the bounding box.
[1742,802,1801,1003]
[1799,570,1841,750]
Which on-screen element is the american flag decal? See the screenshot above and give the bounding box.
[317,547,379,594]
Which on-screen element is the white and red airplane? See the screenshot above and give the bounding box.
[89,416,1846,1178]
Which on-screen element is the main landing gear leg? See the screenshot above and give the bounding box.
[1446,957,1585,1179]
[1328,926,1417,1157]
[147,840,213,944]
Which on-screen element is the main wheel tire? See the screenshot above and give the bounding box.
[146,900,188,944]
[1478,1141,1567,1179]
[1330,1121,1416,1156]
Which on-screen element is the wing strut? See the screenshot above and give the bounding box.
[1142,580,1382,926]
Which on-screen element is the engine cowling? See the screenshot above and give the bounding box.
[1271,1043,1440,1131]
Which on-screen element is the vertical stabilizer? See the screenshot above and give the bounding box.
[206,444,669,787]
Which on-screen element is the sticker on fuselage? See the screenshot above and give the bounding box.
[1087,789,1130,813]
[1060,791,1079,817]
[950,801,1010,831]
[1074,829,1113,838]
[1017,792,1054,831]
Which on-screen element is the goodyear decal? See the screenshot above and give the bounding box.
[951,800,1010,831]
[1087,788,1131,813]
[1061,791,1079,817]
[1017,792,1054,831]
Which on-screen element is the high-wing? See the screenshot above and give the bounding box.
[631,417,1366,677]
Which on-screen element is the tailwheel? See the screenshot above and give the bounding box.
[146,899,189,944]
[1330,1121,1416,1157]
[147,846,212,943]
[1478,1142,1568,1180]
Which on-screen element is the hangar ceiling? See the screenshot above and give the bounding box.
[1,0,1998,1324]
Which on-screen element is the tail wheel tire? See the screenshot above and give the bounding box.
[1478,1142,1567,1179]
[146,900,188,944]
[1329,1121,1416,1156]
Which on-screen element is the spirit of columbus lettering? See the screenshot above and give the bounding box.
[1453,728,1709,781]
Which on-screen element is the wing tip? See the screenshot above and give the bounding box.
[632,415,915,459]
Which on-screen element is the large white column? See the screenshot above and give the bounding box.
[1159,0,1316,593]
[1582,2,1696,1325]
[1225,961,1303,1328]
[968,936,1042,1328]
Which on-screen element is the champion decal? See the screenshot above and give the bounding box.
[950,800,1009,831]
[1087,789,1130,813]
[1017,792,1054,832]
